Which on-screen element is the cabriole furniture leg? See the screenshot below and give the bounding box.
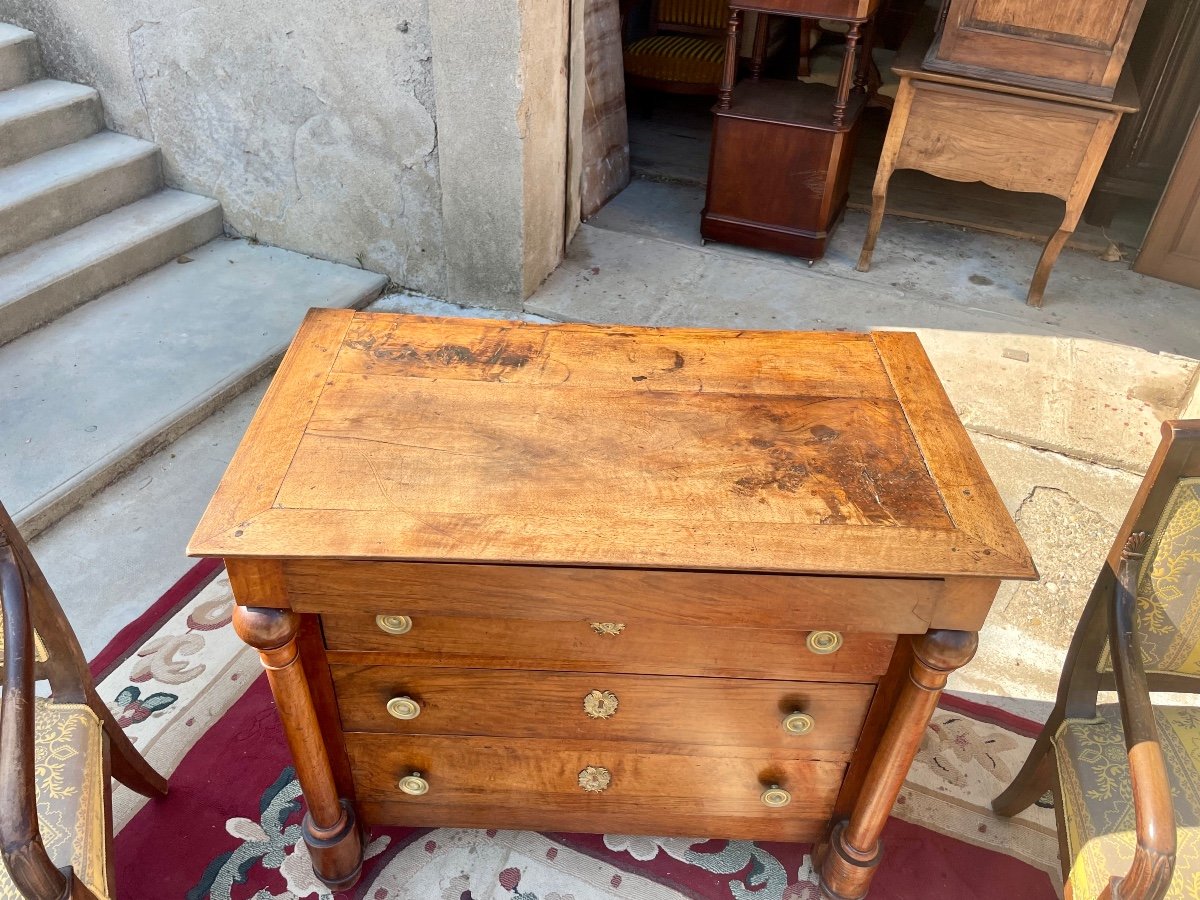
[233,606,364,891]
[819,629,978,899]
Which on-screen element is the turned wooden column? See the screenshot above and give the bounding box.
[234,607,363,891]
[819,630,978,899]
[832,22,862,127]
[717,8,743,109]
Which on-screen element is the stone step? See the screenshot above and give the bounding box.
[0,24,41,91]
[0,236,387,537]
[0,79,102,168]
[0,131,161,257]
[0,190,223,346]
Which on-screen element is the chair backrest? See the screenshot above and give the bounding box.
[0,500,92,702]
[1100,474,1200,678]
[652,0,728,36]
[1058,421,1200,717]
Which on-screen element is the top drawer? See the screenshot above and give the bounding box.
[284,560,939,634]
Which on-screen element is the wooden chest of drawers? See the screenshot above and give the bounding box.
[189,311,1035,898]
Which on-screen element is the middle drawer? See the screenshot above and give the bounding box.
[330,665,874,752]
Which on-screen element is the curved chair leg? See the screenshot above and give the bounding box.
[106,723,168,798]
[992,722,1059,817]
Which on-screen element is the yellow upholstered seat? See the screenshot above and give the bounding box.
[0,700,108,900]
[1056,705,1200,900]
[624,34,725,89]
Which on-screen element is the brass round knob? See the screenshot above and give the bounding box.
[386,696,421,720]
[807,630,843,655]
[376,614,413,635]
[783,711,815,735]
[398,772,429,796]
[761,785,791,808]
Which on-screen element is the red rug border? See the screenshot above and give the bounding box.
[89,557,224,680]
[941,692,1043,739]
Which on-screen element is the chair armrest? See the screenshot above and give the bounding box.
[1106,533,1176,900]
[0,541,70,899]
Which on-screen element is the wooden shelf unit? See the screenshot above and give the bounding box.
[701,0,881,261]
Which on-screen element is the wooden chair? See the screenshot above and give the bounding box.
[623,0,730,97]
[993,420,1200,900]
[0,500,167,899]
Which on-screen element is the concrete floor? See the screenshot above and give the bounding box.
[33,178,1200,723]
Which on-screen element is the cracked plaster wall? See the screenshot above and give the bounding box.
[3,0,448,295]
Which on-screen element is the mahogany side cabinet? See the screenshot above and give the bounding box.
[189,310,1036,899]
[701,0,882,261]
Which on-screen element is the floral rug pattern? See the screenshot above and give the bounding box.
[105,566,1061,899]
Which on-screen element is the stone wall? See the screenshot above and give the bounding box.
[0,0,573,305]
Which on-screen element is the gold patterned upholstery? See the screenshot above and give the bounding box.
[0,605,49,663]
[1055,705,1200,899]
[1101,479,1200,678]
[0,700,108,900]
[624,34,725,88]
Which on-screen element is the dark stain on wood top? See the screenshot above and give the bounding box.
[189,312,1036,580]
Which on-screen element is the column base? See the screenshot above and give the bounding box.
[303,800,365,892]
[818,820,883,900]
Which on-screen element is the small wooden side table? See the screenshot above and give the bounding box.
[857,22,1139,307]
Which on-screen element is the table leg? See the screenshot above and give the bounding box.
[717,9,742,110]
[857,78,913,272]
[750,13,769,81]
[1026,115,1120,307]
[1026,227,1073,307]
[818,630,978,900]
[233,607,364,891]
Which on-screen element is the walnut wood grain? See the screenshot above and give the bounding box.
[288,560,941,633]
[331,666,874,750]
[357,799,831,843]
[322,613,896,681]
[190,315,1032,580]
[346,733,847,840]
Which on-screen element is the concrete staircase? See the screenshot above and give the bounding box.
[0,23,387,537]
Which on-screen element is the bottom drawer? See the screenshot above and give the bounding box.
[347,734,846,842]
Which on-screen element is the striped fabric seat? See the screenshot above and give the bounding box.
[624,34,725,89]
[659,0,727,30]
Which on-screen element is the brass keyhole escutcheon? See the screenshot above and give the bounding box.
[807,630,842,654]
[761,785,791,808]
[578,765,612,793]
[590,622,625,636]
[782,711,815,735]
[398,772,429,796]
[377,614,413,635]
[583,690,619,719]
[386,696,421,720]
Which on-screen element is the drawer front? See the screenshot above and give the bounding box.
[347,734,846,841]
[287,559,939,634]
[322,613,896,681]
[331,666,874,751]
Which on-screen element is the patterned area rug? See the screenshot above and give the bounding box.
[99,564,1063,898]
